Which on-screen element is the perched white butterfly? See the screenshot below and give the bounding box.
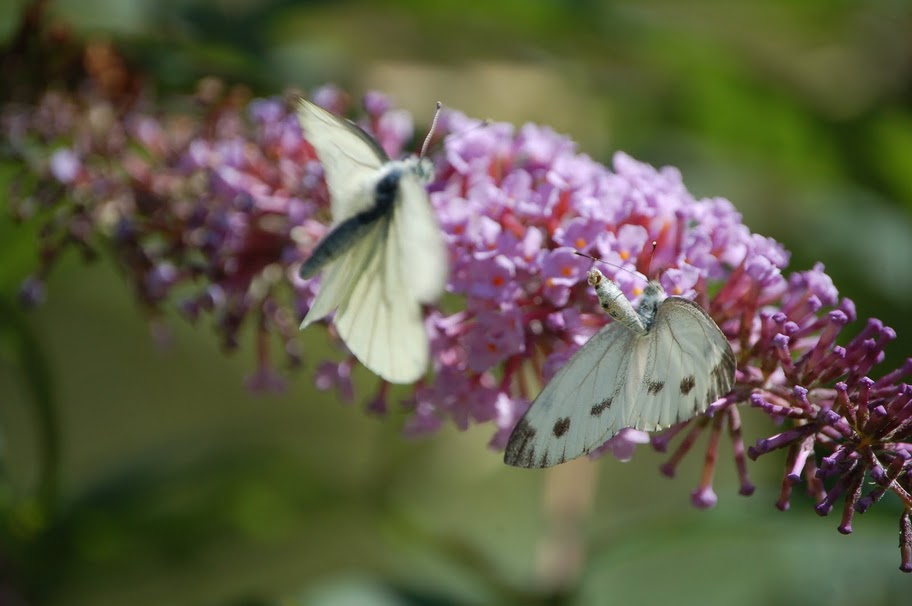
[504,267,735,468]
[297,98,448,384]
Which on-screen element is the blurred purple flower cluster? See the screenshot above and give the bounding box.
[4,79,911,570]
[4,81,323,391]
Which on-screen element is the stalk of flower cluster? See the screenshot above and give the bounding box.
[4,58,911,570]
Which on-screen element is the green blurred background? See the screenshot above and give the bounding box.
[1,0,911,604]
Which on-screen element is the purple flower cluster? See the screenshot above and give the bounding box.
[5,77,911,570]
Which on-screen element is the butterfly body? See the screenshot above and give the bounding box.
[590,269,661,335]
[504,268,735,468]
[297,99,447,384]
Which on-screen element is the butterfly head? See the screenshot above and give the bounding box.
[400,156,435,186]
[415,157,434,184]
[587,267,650,335]
[636,280,667,328]
[587,268,605,287]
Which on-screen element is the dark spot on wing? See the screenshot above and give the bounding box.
[553,417,571,438]
[680,375,696,395]
[590,397,612,417]
[646,380,665,395]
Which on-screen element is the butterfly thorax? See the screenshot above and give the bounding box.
[368,158,433,216]
[371,166,403,217]
[635,280,667,330]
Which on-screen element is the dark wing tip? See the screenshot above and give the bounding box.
[504,418,543,468]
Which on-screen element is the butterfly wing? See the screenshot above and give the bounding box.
[331,214,431,384]
[504,298,735,469]
[297,99,388,220]
[504,323,641,468]
[629,297,736,431]
[393,172,448,304]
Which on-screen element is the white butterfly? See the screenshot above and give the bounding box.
[504,267,735,468]
[297,98,448,384]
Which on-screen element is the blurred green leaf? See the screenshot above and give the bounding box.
[867,110,912,210]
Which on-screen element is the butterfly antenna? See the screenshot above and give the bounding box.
[573,251,648,284]
[419,101,443,160]
[443,118,490,144]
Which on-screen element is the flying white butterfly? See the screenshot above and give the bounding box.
[504,267,735,468]
[297,98,448,384]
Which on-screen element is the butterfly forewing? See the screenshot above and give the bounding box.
[297,99,388,219]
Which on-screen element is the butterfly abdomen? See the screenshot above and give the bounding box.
[589,269,649,335]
